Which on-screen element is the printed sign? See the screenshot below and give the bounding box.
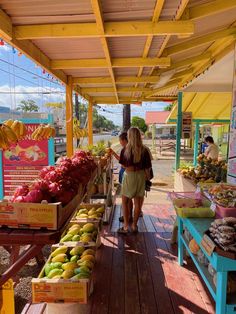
[182,112,192,139]
[201,234,216,256]
[2,124,49,196]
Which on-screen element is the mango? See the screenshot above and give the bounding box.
[62,269,74,279]
[77,214,88,218]
[88,214,99,219]
[51,246,68,257]
[51,262,63,269]
[79,255,95,263]
[78,208,88,214]
[81,249,95,257]
[80,235,92,243]
[69,224,81,230]
[62,262,78,271]
[71,273,90,280]
[44,263,52,276]
[88,209,96,215]
[70,255,79,262]
[72,235,80,241]
[51,253,67,263]
[81,223,95,233]
[60,234,73,243]
[68,227,80,236]
[70,246,85,256]
[77,260,94,269]
[52,275,62,279]
[47,268,63,279]
[96,207,105,214]
[74,266,90,274]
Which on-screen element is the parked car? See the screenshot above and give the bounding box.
[111,130,119,136]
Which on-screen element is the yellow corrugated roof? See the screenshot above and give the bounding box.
[167,92,232,122]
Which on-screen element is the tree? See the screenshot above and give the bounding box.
[123,104,131,131]
[164,103,174,111]
[17,99,39,112]
[131,116,147,133]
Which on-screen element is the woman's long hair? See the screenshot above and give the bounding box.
[125,127,144,163]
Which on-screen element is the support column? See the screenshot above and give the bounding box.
[123,104,131,131]
[88,99,93,146]
[175,92,183,170]
[193,121,200,166]
[66,76,73,157]
[152,124,156,152]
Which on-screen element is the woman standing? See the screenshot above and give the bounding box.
[118,127,152,234]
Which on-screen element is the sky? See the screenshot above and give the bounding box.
[0,41,168,126]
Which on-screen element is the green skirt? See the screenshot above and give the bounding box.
[121,170,145,199]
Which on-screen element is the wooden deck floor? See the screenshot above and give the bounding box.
[79,201,215,314]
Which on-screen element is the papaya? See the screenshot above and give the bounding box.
[77,214,88,218]
[96,207,105,214]
[69,224,81,230]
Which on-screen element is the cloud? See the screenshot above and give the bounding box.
[0,84,65,110]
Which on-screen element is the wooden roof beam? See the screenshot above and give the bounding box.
[14,20,194,40]
[91,0,119,103]
[0,9,12,40]
[73,75,160,85]
[81,87,151,93]
[51,57,171,69]
[186,0,236,20]
[145,79,181,98]
[93,96,177,104]
[162,27,236,57]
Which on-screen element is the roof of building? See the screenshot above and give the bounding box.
[146,111,170,125]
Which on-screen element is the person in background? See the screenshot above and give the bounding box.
[204,136,219,160]
[117,127,152,234]
[111,132,133,222]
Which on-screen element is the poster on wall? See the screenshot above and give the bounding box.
[2,124,49,196]
[182,112,192,139]
[227,46,236,184]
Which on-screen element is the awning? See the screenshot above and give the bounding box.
[167,92,232,123]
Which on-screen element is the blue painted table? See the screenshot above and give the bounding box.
[178,217,236,314]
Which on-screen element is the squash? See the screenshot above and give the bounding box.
[189,239,200,255]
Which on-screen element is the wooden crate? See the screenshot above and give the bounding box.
[0,185,84,230]
[71,203,105,224]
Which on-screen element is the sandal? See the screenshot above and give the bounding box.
[139,211,143,217]
[117,227,128,234]
[119,216,133,223]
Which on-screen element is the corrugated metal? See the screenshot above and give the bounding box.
[0,0,95,25]
[101,0,156,22]
[108,37,146,58]
[63,68,110,77]
[171,43,211,62]
[154,86,178,97]
[114,68,139,76]
[33,38,104,60]
[159,0,182,20]
[188,0,214,8]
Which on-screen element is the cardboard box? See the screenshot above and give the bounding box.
[0,185,84,230]
[71,203,105,224]
[60,221,101,248]
[32,244,94,304]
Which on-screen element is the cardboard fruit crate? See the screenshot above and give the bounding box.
[71,203,105,224]
[60,221,101,248]
[32,244,94,304]
[0,185,84,230]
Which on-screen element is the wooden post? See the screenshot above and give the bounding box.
[193,121,200,166]
[66,76,73,157]
[123,104,131,131]
[175,92,182,170]
[88,99,93,145]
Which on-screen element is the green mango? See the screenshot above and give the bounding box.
[70,246,85,256]
[70,255,79,262]
[71,273,90,280]
[44,263,52,276]
[60,234,73,243]
[72,235,80,242]
[51,262,63,269]
[47,268,63,279]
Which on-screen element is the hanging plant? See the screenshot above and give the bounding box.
[31,124,56,140]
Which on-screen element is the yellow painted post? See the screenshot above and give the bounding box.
[88,99,93,145]
[66,76,73,157]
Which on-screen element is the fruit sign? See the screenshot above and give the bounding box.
[2,124,49,197]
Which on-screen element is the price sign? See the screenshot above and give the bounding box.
[201,234,216,256]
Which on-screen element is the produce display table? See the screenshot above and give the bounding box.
[0,218,70,286]
[178,217,236,314]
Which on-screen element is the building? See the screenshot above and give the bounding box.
[145,111,176,139]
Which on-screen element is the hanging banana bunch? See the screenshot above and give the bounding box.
[73,127,87,139]
[3,119,27,141]
[0,123,19,150]
[31,124,56,140]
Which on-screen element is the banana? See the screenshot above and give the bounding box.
[1,124,18,145]
[19,122,26,139]
[51,127,56,137]
[32,125,43,141]
[0,128,9,150]
[51,246,68,258]
[3,119,14,127]
[11,120,21,139]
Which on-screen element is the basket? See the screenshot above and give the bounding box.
[172,196,215,218]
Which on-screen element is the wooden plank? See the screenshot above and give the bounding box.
[108,233,125,314]
[144,232,174,314]
[124,235,140,314]
[136,233,158,313]
[143,214,156,232]
[110,205,121,232]
[137,217,147,232]
[91,231,114,314]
